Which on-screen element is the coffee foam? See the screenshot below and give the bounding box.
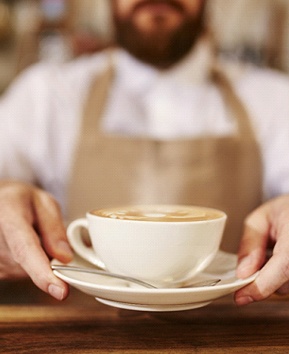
[91,205,223,222]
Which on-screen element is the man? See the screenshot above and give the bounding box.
[1,0,289,306]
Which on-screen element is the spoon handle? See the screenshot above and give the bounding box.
[51,264,157,289]
[52,264,221,289]
[182,279,221,288]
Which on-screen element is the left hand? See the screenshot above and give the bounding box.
[235,194,289,306]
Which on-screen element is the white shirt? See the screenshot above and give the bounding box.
[1,39,289,215]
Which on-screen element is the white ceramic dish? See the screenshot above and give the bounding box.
[51,251,257,312]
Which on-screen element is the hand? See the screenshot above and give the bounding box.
[0,181,73,300]
[235,194,289,306]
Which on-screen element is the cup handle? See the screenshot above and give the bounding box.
[66,218,105,269]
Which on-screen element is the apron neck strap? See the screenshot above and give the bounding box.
[210,65,254,140]
[82,56,114,136]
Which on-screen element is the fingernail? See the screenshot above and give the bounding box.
[48,284,65,300]
[58,240,74,258]
[235,295,254,307]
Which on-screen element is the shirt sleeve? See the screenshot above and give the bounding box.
[0,65,49,183]
[236,67,289,199]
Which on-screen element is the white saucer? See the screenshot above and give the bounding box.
[51,251,257,312]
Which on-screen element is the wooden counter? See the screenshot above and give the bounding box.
[1,279,289,353]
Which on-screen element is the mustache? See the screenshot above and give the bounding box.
[133,0,185,14]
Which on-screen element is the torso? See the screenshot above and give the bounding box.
[67,60,262,253]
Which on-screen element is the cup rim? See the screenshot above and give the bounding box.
[86,205,227,224]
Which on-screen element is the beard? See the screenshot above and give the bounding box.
[113,2,206,68]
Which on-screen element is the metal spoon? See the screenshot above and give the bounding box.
[51,264,220,289]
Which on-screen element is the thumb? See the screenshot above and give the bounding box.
[237,208,270,279]
[33,189,73,263]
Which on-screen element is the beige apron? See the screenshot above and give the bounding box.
[67,61,262,253]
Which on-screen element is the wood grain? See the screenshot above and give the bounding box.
[1,280,289,353]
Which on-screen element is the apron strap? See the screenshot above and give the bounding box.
[82,62,114,137]
[210,66,255,140]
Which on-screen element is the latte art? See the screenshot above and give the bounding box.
[92,205,224,222]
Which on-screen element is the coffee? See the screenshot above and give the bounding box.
[91,205,223,222]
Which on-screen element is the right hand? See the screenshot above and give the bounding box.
[0,181,73,300]
[235,194,289,305]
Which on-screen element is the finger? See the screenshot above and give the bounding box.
[237,204,272,278]
[237,224,268,279]
[4,217,69,300]
[33,190,73,263]
[276,281,289,295]
[0,239,26,278]
[235,251,289,306]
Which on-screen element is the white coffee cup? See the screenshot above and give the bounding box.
[67,204,227,287]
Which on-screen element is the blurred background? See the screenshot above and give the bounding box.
[1,0,289,94]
